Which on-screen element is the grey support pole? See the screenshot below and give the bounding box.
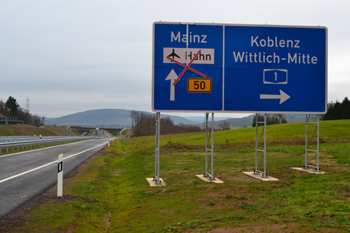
[254,113,259,175]
[153,112,161,184]
[204,112,215,180]
[157,112,160,181]
[254,113,268,178]
[317,115,320,172]
[305,115,308,169]
[204,113,209,176]
[210,112,215,180]
[305,114,320,172]
[263,114,267,178]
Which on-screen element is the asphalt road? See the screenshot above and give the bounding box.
[0,138,109,218]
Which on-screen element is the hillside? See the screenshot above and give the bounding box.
[45,109,197,127]
[0,125,78,136]
[216,114,313,127]
[45,109,311,128]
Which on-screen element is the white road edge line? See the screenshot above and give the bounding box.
[0,141,107,184]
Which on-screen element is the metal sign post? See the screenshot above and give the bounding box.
[254,114,268,178]
[153,112,161,184]
[305,114,320,171]
[204,113,215,180]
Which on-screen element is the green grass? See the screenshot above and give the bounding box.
[0,125,67,136]
[6,120,350,232]
[120,120,350,150]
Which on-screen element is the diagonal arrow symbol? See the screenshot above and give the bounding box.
[260,89,291,104]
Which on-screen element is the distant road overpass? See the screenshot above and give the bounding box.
[70,126,122,136]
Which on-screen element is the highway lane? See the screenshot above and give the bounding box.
[0,138,109,218]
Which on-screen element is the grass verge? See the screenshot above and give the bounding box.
[3,120,350,232]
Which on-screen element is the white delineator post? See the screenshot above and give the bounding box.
[57,154,63,197]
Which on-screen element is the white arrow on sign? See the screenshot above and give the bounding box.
[165,69,178,101]
[260,89,291,104]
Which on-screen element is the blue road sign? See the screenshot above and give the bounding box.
[153,23,224,112]
[152,22,327,114]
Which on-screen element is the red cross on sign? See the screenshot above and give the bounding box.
[166,50,208,85]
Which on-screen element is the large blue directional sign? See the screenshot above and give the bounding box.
[152,22,327,113]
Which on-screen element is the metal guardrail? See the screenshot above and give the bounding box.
[0,136,101,155]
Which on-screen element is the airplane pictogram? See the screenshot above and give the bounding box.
[167,49,180,60]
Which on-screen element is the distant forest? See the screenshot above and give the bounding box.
[322,97,350,120]
[251,97,350,125]
[130,110,202,137]
[0,96,45,126]
[252,114,287,127]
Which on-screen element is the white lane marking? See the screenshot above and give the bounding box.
[0,141,107,184]
[0,139,93,159]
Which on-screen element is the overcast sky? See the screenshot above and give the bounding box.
[0,0,349,118]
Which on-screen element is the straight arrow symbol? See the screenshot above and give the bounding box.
[260,89,291,104]
[165,69,178,101]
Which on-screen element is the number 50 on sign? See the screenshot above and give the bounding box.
[187,78,212,93]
